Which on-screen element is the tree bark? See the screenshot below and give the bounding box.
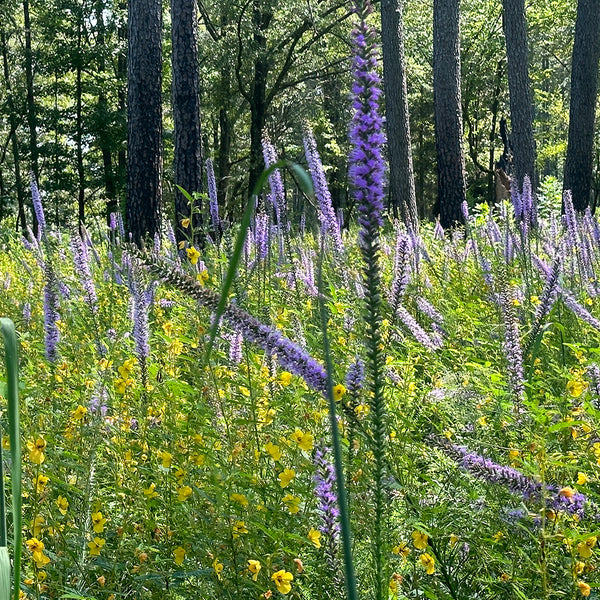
[381,0,418,232]
[248,2,272,197]
[1,25,26,232]
[75,16,85,225]
[23,0,40,234]
[563,0,600,211]
[94,0,117,223]
[126,0,163,247]
[171,0,203,243]
[433,0,466,228]
[502,0,536,192]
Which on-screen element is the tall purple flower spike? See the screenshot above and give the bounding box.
[348,0,386,242]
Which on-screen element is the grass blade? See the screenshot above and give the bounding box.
[0,319,22,600]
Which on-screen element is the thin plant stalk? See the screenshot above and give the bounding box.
[317,246,358,600]
[1,318,22,600]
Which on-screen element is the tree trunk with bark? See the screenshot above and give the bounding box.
[433,0,466,228]
[502,0,536,192]
[171,0,203,243]
[381,0,418,232]
[126,0,163,247]
[563,0,600,211]
[1,25,26,232]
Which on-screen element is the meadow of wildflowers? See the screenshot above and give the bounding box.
[1,4,600,600]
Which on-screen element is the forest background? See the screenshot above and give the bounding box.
[0,0,594,237]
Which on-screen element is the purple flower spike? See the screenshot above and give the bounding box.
[30,173,46,240]
[314,445,341,571]
[262,134,286,228]
[348,0,386,242]
[303,127,343,251]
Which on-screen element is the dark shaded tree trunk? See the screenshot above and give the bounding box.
[381,0,418,232]
[23,0,39,233]
[1,25,26,232]
[433,0,466,228]
[502,0,536,192]
[126,0,163,247]
[94,0,117,223]
[248,2,272,197]
[171,0,203,243]
[563,0,600,211]
[488,60,503,204]
[75,17,85,225]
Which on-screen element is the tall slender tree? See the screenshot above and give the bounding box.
[502,0,536,193]
[171,0,203,243]
[126,0,163,246]
[563,0,600,212]
[433,0,466,228]
[381,0,418,231]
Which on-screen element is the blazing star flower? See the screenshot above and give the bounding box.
[348,0,386,243]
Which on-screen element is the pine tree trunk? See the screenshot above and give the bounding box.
[502,0,536,192]
[433,0,466,228]
[126,0,163,247]
[248,2,272,198]
[171,0,203,243]
[1,26,26,232]
[563,0,600,211]
[381,0,418,232]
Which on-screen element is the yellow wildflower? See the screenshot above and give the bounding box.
[333,384,346,401]
[392,542,410,559]
[412,530,428,550]
[282,494,301,514]
[308,528,321,548]
[88,537,105,556]
[232,521,248,538]
[272,569,293,594]
[177,486,193,502]
[420,553,435,575]
[578,581,591,597]
[143,483,159,499]
[577,472,589,485]
[280,371,292,386]
[567,380,587,398]
[186,246,200,265]
[56,495,68,515]
[27,437,46,465]
[72,405,87,421]
[213,558,224,580]
[173,546,186,565]
[230,493,249,507]
[158,451,173,469]
[265,442,281,461]
[34,474,49,494]
[197,270,209,284]
[291,429,313,452]
[278,468,295,488]
[181,218,190,228]
[91,511,108,534]
[248,559,261,581]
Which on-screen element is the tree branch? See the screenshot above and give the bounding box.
[197,0,220,42]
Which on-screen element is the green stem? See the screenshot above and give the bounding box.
[0,318,22,600]
[318,250,358,600]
